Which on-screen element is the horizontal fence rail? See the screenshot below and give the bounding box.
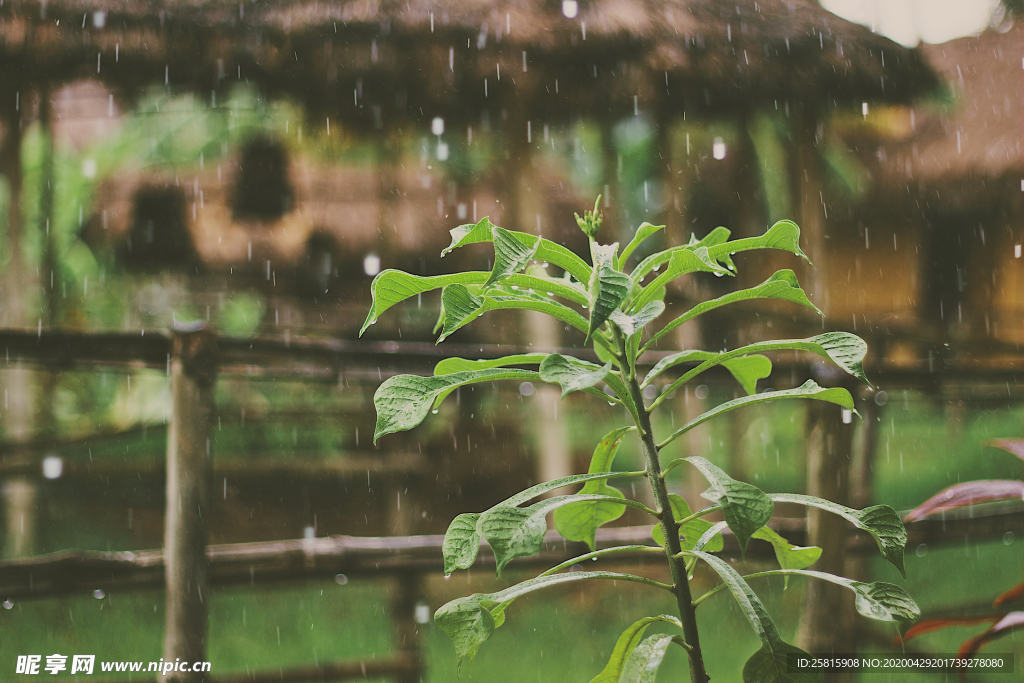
[1,509,1022,601]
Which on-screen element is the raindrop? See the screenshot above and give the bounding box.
[862,102,869,117]
[334,574,349,585]
[642,385,657,399]
[431,117,445,136]
[2,600,12,610]
[414,601,431,624]
[841,408,852,424]
[93,589,106,600]
[694,385,709,400]
[914,544,928,558]
[519,382,535,396]
[363,254,381,276]
[1003,532,1014,545]
[42,455,63,479]
[712,137,726,160]
[874,391,888,407]
[562,0,579,19]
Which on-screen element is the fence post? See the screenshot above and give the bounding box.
[164,324,217,682]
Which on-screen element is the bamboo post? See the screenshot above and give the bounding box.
[164,324,217,682]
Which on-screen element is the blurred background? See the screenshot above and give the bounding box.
[0,0,1021,681]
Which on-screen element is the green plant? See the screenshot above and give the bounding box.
[363,204,919,682]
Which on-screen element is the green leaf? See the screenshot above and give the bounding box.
[642,270,821,353]
[658,380,856,449]
[750,527,821,588]
[644,351,772,396]
[434,353,550,376]
[707,220,809,266]
[691,551,821,683]
[632,246,732,312]
[587,244,631,340]
[743,642,822,683]
[610,300,665,338]
[361,270,488,335]
[554,426,634,550]
[652,333,869,410]
[436,285,590,342]
[486,227,539,287]
[618,222,664,269]
[651,493,723,552]
[632,221,807,285]
[442,513,482,575]
[374,369,539,442]
[432,353,548,406]
[440,471,646,574]
[441,217,592,283]
[685,457,773,554]
[770,494,907,577]
[755,570,919,631]
[481,494,638,575]
[539,354,612,399]
[589,615,681,683]
[435,570,667,674]
[620,634,677,683]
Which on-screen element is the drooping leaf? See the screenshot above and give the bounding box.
[486,227,539,287]
[435,570,668,674]
[771,493,907,577]
[432,353,548,406]
[619,634,678,683]
[658,381,856,449]
[690,551,820,683]
[631,246,732,312]
[587,244,631,339]
[633,226,730,281]
[440,471,645,575]
[903,480,1024,522]
[554,426,635,550]
[374,369,539,442]
[539,354,613,399]
[751,527,822,587]
[758,570,919,631]
[652,333,870,408]
[643,270,821,353]
[650,493,723,552]
[644,351,772,396]
[443,513,482,575]
[589,615,681,683]
[441,217,592,283]
[618,222,665,269]
[361,270,489,335]
[685,457,773,553]
[436,284,590,342]
[481,494,641,575]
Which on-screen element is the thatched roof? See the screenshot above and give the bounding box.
[0,0,937,129]
[867,26,1022,209]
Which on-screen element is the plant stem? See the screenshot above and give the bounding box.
[616,340,709,683]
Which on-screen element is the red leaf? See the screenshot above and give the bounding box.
[987,438,1024,461]
[903,480,1024,522]
[994,581,1024,609]
[958,612,1024,657]
[899,614,1001,644]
